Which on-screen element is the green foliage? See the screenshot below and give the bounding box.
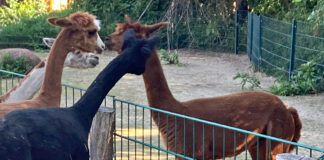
[270,61,324,96]
[247,0,317,22]
[233,72,261,90]
[0,8,77,49]
[0,53,32,76]
[307,0,324,35]
[248,0,288,18]
[0,0,48,27]
[159,49,182,65]
[74,0,170,36]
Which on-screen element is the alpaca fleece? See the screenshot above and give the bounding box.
[105,15,302,160]
[0,29,158,160]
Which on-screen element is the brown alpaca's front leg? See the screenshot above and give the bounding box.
[248,138,271,160]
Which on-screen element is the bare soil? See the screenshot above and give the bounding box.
[37,49,324,158]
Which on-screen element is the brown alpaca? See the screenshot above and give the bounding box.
[0,11,100,118]
[104,15,302,160]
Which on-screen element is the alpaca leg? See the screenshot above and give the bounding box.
[267,119,294,159]
[248,138,271,160]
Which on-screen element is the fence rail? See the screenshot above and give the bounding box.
[0,67,324,160]
[247,12,324,78]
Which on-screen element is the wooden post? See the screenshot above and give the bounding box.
[89,107,115,160]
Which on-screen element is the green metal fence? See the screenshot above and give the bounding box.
[0,70,324,160]
[247,12,324,78]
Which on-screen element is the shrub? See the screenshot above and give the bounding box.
[270,61,324,96]
[233,72,261,90]
[0,53,32,76]
[0,8,77,49]
[159,49,182,65]
[0,0,48,27]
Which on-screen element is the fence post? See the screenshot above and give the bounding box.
[249,13,254,58]
[89,107,115,160]
[112,96,116,159]
[235,11,239,54]
[258,15,263,72]
[289,19,297,79]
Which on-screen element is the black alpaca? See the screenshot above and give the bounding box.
[0,29,158,160]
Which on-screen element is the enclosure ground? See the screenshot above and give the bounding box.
[36,49,324,157]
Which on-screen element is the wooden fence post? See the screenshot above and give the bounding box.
[89,107,115,160]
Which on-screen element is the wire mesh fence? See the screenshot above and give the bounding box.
[247,12,324,78]
[160,10,248,54]
[113,98,324,160]
[0,70,324,160]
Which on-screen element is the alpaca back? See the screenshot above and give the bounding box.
[0,107,89,160]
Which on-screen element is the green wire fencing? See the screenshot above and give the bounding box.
[247,12,324,78]
[113,97,324,160]
[160,10,248,54]
[0,69,324,159]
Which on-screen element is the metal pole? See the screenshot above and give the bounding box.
[235,11,239,54]
[289,19,297,79]
[249,13,254,61]
[258,15,263,72]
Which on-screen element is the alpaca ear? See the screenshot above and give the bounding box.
[121,29,135,51]
[141,36,159,56]
[145,22,169,34]
[124,15,132,24]
[47,17,73,28]
[42,38,56,48]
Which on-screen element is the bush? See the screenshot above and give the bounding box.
[0,0,48,27]
[0,52,32,76]
[159,49,182,65]
[0,8,77,49]
[270,61,324,96]
[233,72,261,90]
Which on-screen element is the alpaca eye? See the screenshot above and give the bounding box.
[88,30,97,36]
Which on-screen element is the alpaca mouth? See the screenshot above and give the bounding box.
[89,59,99,66]
[95,48,103,54]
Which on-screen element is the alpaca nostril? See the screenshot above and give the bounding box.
[101,44,106,50]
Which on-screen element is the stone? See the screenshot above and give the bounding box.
[276,153,316,160]
[0,48,41,68]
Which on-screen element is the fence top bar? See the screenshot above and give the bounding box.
[0,69,25,77]
[115,97,324,153]
[0,70,115,98]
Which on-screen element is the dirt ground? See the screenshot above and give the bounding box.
[37,49,324,158]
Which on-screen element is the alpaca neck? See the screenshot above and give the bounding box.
[0,61,46,103]
[72,54,129,131]
[143,50,178,111]
[35,30,70,106]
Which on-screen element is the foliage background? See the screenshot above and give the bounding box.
[1,0,324,95]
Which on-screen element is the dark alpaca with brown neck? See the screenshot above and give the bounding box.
[105,15,302,160]
[0,29,158,160]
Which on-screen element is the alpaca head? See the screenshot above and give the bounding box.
[120,29,159,75]
[43,37,99,68]
[104,15,168,53]
[47,11,99,53]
